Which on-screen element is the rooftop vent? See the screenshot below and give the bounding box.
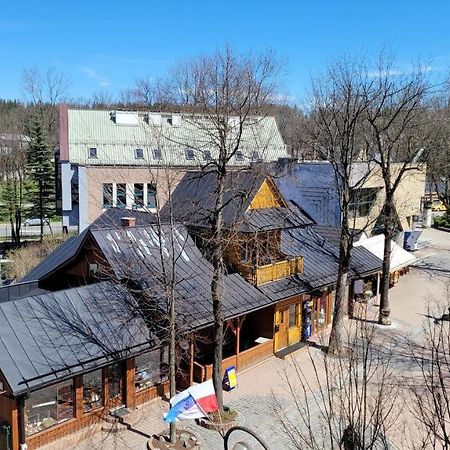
[121,217,136,227]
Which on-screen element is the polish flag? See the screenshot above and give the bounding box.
[164,379,218,423]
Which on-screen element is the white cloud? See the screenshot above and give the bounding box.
[79,66,110,87]
[367,65,434,79]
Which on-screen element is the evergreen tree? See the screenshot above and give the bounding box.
[27,117,55,240]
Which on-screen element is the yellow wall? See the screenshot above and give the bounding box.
[249,179,286,210]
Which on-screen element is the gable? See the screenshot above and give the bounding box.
[249,178,287,210]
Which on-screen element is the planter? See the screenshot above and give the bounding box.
[148,429,199,450]
[196,407,238,434]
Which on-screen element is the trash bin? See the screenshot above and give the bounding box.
[0,422,11,450]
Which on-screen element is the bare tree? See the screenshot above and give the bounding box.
[276,317,401,449]
[364,55,431,325]
[307,57,372,356]
[163,46,282,411]
[409,284,450,449]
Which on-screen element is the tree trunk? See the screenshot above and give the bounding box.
[169,293,176,443]
[328,226,352,356]
[379,195,393,325]
[39,180,44,242]
[211,172,225,411]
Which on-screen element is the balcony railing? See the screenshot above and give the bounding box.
[237,256,303,286]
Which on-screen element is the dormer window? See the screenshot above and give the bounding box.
[135,148,144,159]
[203,150,212,161]
[252,151,260,161]
[185,148,195,160]
[235,150,244,161]
[153,149,162,160]
[88,147,98,159]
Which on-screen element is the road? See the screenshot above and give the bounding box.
[0,222,65,239]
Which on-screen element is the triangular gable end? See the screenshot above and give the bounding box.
[248,178,288,210]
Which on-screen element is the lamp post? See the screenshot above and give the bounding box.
[223,426,270,450]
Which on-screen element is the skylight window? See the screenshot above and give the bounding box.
[235,150,244,161]
[135,148,144,159]
[153,149,162,160]
[185,148,195,160]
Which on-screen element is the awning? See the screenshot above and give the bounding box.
[354,234,416,272]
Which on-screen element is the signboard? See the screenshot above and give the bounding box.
[222,366,237,391]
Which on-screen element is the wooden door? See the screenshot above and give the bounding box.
[108,362,125,407]
[274,308,289,351]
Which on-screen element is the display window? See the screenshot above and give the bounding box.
[83,369,103,412]
[25,380,74,436]
[135,349,168,392]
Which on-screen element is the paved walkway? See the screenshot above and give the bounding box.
[41,227,450,450]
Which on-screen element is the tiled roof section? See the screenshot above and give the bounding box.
[21,229,90,283]
[165,171,312,231]
[164,170,266,227]
[0,281,155,395]
[91,223,273,330]
[258,226,382,302]
[67,109,288,166]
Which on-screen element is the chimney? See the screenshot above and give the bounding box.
[121,217,136,227]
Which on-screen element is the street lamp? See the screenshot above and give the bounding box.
[223,426,270,450]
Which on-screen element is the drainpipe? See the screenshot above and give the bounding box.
[17,395,28,450]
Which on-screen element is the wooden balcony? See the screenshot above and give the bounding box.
[237,256,303,286]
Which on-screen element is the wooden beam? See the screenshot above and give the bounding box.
[125,358,136,409]
[236,318,241,357]
[74,375,84,419]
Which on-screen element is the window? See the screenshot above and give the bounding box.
[135,348,168,392]
[235,150,244,161]
[135,148,144,159]
[134,183,144,208]
[83,369,103,412]
[26,380,74,436]
[147,183,157,208]
[108,363,123,399]
[289,304,297,328]
[252,151,260,161]
[153,149,162,160]
[349,188,378,218]
[88,147,97,158]
[116,183,127,208]
[185,148,195,160]
[102,183,113,208]
[203,150,212,161]
[71,183,79,205]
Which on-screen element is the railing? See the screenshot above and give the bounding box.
[237,256,303,286]
[195,339,274,383]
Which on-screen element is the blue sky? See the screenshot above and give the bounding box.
[1,1,449,106]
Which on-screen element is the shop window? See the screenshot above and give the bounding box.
[147,184,157,208]
[134,183,144,208]
[135,348,168,392]
[102,183,113,209]
[83,369,103,412]
[116,183,127,208]
[25,380,74,436]
[108,363,123,399]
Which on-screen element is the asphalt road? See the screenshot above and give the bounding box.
[0,222,65,239]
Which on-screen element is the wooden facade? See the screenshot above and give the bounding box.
[0,355,168,450]
[248,178,287,210]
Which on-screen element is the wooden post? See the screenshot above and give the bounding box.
[189,335,195,387]
[236,318,241,357]
[102,367,108,409]
[125,358,136,409]
[74,375,84,419]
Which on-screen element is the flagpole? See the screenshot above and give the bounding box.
[191,396,225,438]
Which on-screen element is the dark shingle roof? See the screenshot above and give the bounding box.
[91,224,273,330]
[90,207,156,230]
[21,229,90,283]
[0,281,155,395]
[165,170,312,231]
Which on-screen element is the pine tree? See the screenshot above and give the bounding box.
[27,117,55,241]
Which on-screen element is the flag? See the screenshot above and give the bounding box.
[164,379,218,423]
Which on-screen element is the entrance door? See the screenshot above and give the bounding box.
[287,303,301,346]
[107,362,125,407]
[274,307,289,351]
